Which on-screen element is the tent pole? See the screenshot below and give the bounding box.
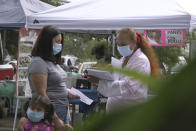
[13,97,19,131]
[190,30,196,60]
[112,32,115,56]
[1,30,6,63]
[0,33,3,64]
[189,37,192,59]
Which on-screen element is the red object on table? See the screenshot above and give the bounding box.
[0,65,14,80]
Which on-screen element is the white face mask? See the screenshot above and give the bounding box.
[53,43,62,55]
[117,45,133,57]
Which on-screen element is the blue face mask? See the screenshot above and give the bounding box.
[53,43,62,55]
[27,108,44,122]
[117,45,133,57]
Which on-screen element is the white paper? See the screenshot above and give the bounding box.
[70,88,93,105]
[111,57,122,68]
[87,68,114,81]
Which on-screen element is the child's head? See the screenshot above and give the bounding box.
[24,95,54,123]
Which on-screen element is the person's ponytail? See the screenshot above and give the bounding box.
[136,33,160,77]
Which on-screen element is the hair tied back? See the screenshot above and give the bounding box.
[136,32,141,44]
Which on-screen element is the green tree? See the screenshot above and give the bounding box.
[40,0,63,6]
[5,30,19,59]
[63,33,110,62]
[153,46,185,74]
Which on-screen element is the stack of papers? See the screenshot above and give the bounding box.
[70,88,93,105]
[111,57,122,68]
[87,68,114,81]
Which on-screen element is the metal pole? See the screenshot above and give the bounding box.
[190,30,196,60]
[0,33,3,63]
[13,98,19,131]
[3,30,6,59]
[189,38,192,59]
[112,33,115,56]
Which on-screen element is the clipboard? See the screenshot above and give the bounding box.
[86,68,114,81]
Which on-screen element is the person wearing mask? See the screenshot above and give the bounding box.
[91,44,112,64]
[28,25,79,130]
[87,28,160,112]
[18,95,73,131]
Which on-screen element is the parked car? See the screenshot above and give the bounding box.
[6,60,17,74]
[170,56,187,74]
[78,62,97,74]
[163,56,187,74]
[7,60,17,66]
[0,64,14,80]
[62,55,78,66]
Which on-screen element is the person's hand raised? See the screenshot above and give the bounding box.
[54,118,67,131]
[68,91,80,99]
[87,75,99,84]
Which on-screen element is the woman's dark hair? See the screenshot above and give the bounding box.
[23,95,55,123]
[91,44,106,56]
[31,25,64,64]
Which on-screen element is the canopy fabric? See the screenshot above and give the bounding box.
[0,0,54,28]
[177,0,196,31]
[26,0,192,31]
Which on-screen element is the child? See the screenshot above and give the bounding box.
[17,95,55,131]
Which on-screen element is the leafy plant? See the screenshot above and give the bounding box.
[40,0,63,6]
[63,33,111,62]
[153,46,185,74]
[4,30,18,60]
[76,58,196,131]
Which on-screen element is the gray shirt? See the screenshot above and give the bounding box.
[28,56,69,106]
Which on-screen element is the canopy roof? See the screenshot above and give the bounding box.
[26,0,193,31]
[0,0,54,28]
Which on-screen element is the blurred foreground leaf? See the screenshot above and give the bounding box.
[97,64,163,92]
[76,58,196,131]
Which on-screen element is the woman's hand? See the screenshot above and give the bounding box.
[87,75,99,84]
[64,124,74,131]
[68,91,80,99]
[17,117,28,131]
[54,117,66,131]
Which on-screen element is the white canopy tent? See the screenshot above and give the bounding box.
[26,0,196,31]
[177,0,196,31]
[0,0,54,28]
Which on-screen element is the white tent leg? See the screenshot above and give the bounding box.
[190,40,196,60]
[0,34,3,63]
[13,98,19,131]
[112,33,115,56]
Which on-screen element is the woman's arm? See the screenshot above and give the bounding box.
[30,74,48,97]
[97,57,151,97]
[97,79,128,97]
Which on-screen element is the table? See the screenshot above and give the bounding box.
[69,89,99,124]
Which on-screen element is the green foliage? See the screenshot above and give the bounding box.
[76,57,196,131]
[5,30,18,59]
[91,39,112,55]
[63,33,110,62]
[153,46,184,73]
[96,64,161,93]
[40,0,63,6]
